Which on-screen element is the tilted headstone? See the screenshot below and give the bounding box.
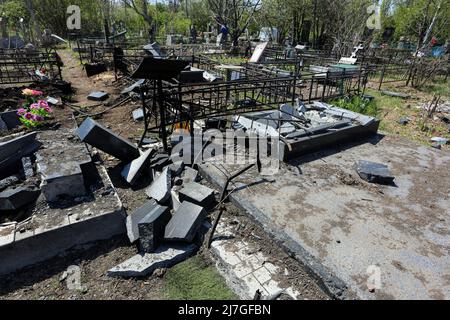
[76,117,140,162]
[165,201,206,243]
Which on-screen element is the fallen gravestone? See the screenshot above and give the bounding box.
[179,68,205,83]
[36,131,92,202]
[165,201,206,243]
[85,63,107,77]
[138,205,171,253]
[381,91,411,99]
[121,149,156,185]
[132,108,144,121]
[87,91,109,101]
[0,133,41,180]
[0,111,21,130]
[182,167,200,184]
[126,199,166,243]
[149,153,171,171]
[141,138,158,146]
[143,42,164,58]
[46,97,60,106]
[169,161,184,177]
[0,186,41,211]
[107,244,197,277]
[430,137,448,145]
[354,160,395,185]
[249,42,269,63]
[179,182,215,208]
[0,117,7,132]
[76,117,140,162]
[146,167,172,203]
[397,117,410,125]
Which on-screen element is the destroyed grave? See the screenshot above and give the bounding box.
[0,34,448,302]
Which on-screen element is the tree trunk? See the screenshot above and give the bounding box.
[421,0,443,50]
[26,0,41,43]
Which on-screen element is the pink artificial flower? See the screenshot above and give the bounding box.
[17,108,27,115]
[31,90,43,96]
[24,113,33,120]
[38,100,49,108]
[30,103,40,110]
[33,115,44,122]
[44,106,53,113]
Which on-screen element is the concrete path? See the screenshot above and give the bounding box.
[199,135,450,300]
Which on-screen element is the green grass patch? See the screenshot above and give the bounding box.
[331,95,379,117]
[419,79,450,98]
[164,256,237,300]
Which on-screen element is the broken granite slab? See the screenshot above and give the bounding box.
[0,174,21,191]
[0,222,16,246]
[381,91,411,99]
[87,91,109,101]
[0,111,21,130]
[126,199,160,243]
[46,97,60,106]
[143,42,164,58]
[0,186,40,211]
[146,167,172,203]
[171,187,182,212]
[169,161,185,177]
[21,157,34,179]
[36,130,92,202]
[182,167,200,184]
[0,117,7,132]
[107,244,197,278]
[179,182,215,208]
[121,79,145,95]
[121,149,156,185]
[397,117,410,125]
[132,108,144,121]
[354,160,395,185]
[165,201,207,243]
[0,132,41,180]
[150,153,171,171]
[430,137,448,145]
[76,117,140,162]
[138,205,171,253]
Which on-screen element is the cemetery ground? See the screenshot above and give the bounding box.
[0,48,448,300]
[0,50,329,300]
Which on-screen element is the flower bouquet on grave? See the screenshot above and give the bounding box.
[17,89,53,129]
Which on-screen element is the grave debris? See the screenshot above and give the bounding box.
[126,199,160,243]
[381,91,411,99]
[0,186,40,211]
[121,148,156,185]
[146,167,172,203]
[87,91,109,101]
[132,108,144,122]
[107,244,197,278]
[397,117,410,125]
[138,204,171,253]
[179,182,216,209]
[182,167,200,184]
[76,117,140,162]
[165,201,207,243]
[430,137,448,146]
[0,133,42,179]
[354,160,395,185]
